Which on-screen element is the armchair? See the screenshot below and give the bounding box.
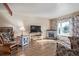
[56,37,79,56]
[0,34,18,55]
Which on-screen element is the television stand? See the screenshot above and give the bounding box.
[30,32,42,40]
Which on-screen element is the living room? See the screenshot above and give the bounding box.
[0,3,79,56]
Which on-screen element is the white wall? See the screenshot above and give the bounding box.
[0,13,49,38]
[22,17,49,37]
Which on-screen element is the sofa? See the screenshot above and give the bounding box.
[56,37,79,56]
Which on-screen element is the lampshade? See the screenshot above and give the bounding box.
[20,26,25,31]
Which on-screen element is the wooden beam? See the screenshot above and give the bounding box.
[3,3,12,16]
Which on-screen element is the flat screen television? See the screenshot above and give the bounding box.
[30,25,41,33]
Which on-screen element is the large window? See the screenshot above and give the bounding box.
[57,19,73,36]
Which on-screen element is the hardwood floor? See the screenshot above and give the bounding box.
[0,40,57,56]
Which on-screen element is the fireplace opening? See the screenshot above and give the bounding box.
[46,30,57,39]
